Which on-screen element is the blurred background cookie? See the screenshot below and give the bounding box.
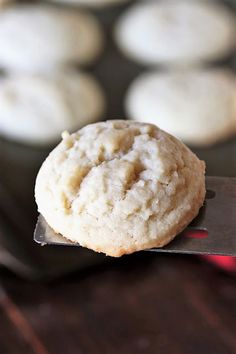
[0,5,104,73]
[125,68,236,146]
[0,70,106,145]
[114,0,235,67]
[46,0,129,8]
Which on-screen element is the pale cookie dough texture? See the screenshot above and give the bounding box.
[35,120,205,257]
[0,71,105,145]
[47,0,128,8]
[125,69,236,146]
[0,5,104,72]
[114,0,235,66]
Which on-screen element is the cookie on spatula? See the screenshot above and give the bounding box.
[35,120,205,257]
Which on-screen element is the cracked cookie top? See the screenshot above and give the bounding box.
[35,120,205,257]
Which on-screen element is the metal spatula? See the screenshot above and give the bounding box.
[34,176,236,256]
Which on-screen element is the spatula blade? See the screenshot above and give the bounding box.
[34,177,236,256]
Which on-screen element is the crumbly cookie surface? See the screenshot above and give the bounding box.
[126,69,236,146]
[35,120,205,257]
